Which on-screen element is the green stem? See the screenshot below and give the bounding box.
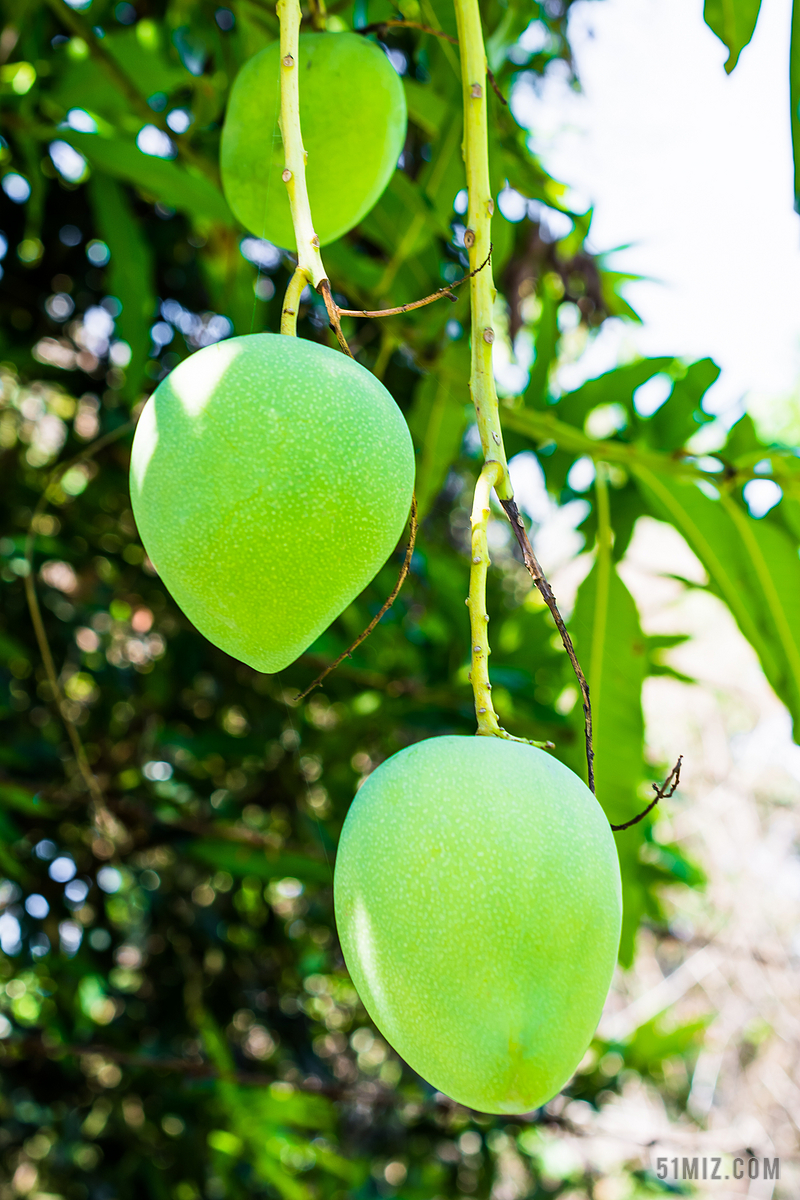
[466,471,552,751]
[453,0,511,501]
[280,265,310,335]
[468,462,504,735]
[452,0,570,755]
[277,0,327,290]
[454,0,514,739]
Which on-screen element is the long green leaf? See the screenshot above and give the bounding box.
[703,0,762,72]
[793,0,800,210]
[634,466,800,734]
[407,339,470,518]
[569,557,648,964]
[186,840,332,884]
[570,561,646,824]
[63,131,233,225]
[87,173,155,400]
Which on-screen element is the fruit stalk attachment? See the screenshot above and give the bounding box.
[277,0,353,356]
[468,467,553,749]
[277,0,326,291]
[453,0,511,500]
[280,265,309,336]
[468,462,504,736]
[454,0,592,778]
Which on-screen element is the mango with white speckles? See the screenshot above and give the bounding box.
[129,333,415,672]
[334,735,621,1113]
[221,33,407,249]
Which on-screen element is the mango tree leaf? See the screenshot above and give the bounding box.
[704,0,762,72]
[567,556,651,965]
[618,1014,711,1075]
[61,131,233,225]
[87,173,155,400]
[419,113,465,226]
[523,283,561,407]
[199,228,261,337]
[722,411,764,465]
[646,357,719,450]
[545,357,675,429]
[792,0,800,211]
[49,26,191,123]
[407,339,470,518]
[358,170,447,263]
[634,466,800,735]
[598,268,643,323]
[186,839,332,884]
[485,0,533,71]
[0,782,56,816]
[402,77,451,138]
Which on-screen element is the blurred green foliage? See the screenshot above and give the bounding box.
[0,0,798,1196]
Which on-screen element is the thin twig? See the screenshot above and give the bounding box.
[358,19,458,44]
[498,498,595,794]
[294,496,418,701]
[610,756,682,832]
[23,419,136,813]
[336,248,492,318]
[486,65,508,106]
[318,279,354,357]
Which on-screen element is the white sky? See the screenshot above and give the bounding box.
[510,0,800,421]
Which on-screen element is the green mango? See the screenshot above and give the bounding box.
[221,33,407,249]
[335,735,621,1113]
[130,334,414,671]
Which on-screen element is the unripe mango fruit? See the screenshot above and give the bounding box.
[129,334,414,672]
[334,736,621,1113]
[221,33,407,249]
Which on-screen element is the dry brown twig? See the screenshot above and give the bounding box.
[331,248,492,321]
[609,755,682,832]
[498,497,596,794]
[318,279,354,357]
[294,496,418,702]
[497,500,683,821]
[358,19,459,44]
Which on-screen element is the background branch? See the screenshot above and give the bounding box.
[23,420,135,816]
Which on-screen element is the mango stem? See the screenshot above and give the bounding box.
[468,461,504,736]
[277,0,327,290]
[280,265,310,336]
[453,0,511,502]
[468,464,553,749]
